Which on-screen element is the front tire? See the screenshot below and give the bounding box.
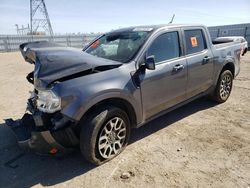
[80,106,130,165]
[212,70,233,103]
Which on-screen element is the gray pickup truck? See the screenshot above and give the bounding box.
[6,24,241,165]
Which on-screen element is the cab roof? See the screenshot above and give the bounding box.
[108,24,205,33]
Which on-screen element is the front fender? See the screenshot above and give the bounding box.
[60,90,142,124]
[52,62,142,124]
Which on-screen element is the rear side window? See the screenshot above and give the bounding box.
[184,29,207,54]
[147,32,180,63]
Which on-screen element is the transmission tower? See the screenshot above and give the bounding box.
[30,0,53,36]
[15,24,30,35]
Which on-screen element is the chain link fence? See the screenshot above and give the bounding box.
[208,23,250,48]
[0,34,100,52]
[1,23,250,52]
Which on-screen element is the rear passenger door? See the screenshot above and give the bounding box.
[183,29,214,98]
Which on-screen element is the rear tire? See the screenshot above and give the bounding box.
[243,48,247,56]
[212,70,233,103]
[79,106,130,165]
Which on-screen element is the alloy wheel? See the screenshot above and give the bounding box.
[98,117,126,159]
[220,74,232,100]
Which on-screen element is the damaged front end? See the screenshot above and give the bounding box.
[6,41,122,155]
[5,90,79,155]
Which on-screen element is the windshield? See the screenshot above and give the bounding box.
[84,31,152,63]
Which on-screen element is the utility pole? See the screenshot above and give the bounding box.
[30,0,53,36]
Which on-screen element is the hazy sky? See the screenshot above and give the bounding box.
[0,0,250,34]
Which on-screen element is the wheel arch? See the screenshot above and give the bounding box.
[79,97,138,129]
[221,61,235,78]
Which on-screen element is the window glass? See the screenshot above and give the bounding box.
[184,30,206,54]
[147,32,180,63]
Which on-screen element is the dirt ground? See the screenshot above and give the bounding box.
[0,52,249,188]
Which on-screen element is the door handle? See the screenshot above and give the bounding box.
[202,56,211,65]
[173,64,184,71]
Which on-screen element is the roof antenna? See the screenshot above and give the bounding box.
[169,14,175,24]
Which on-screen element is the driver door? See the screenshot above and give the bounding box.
[139,31,188,119]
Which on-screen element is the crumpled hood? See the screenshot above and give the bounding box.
[20,41,122,89]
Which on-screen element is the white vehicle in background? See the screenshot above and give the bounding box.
[213,36,248,56]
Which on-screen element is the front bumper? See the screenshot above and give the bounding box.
[5,112,79,155]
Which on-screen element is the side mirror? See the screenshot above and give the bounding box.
[145,55,156,70]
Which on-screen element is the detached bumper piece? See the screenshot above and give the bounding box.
[5,113,78,156]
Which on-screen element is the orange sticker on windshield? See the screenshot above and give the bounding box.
[91,40,100,48]
[190,37,198,47]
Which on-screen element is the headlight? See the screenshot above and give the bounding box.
[36,90,61,113]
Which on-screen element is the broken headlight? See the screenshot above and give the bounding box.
[36,90,61,113]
